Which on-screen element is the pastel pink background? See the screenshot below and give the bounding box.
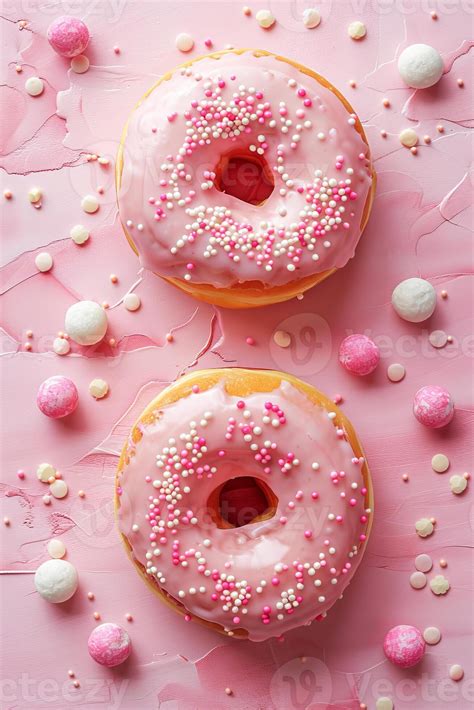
[1,1,473,709]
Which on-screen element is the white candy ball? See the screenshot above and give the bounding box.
[34,559,78,603]
[65,301,108,345]
[392,278,436,323]
[303,8,321,29]
[53,337,70,356]
[398,44,444,89]
[47,538,66,559]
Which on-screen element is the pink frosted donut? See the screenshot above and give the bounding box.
[37,376,78,419]
[339,334,380,376]
[117,50,375,308]
[384,624,425,668]
[116,368,373,641]
[47,16,90,58]
[413,385,454,428]
[88,623,131,667]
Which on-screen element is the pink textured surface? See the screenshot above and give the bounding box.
[0,2,472,709]
[383,624,426,669]
[47,16,90,58]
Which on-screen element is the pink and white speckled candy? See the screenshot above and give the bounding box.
[339,334,380,376]
[383,624,426,668]
[87,623,131,667]
[413,385,454,428]
[37,376,78,419]
[47,16,90,58]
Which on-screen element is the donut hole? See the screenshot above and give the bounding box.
[214,150,275,206]
[208,476,277,528]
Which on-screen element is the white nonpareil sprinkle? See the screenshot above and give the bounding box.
[70,224,90,244]
[28,187,42,203]
[175,33,194,52]
[302,8,321,28]
[256,9,275,28]
[429,574,450,595]
[25,76,44,96]
[348,21,366,40]
[89,378,109,399]
[273,330,291,348]
[449,664,464,681]
[423,626,441,645]
[415,517,434,538]
[449,474,468,495]
[81,195,99,213]
[35,252,53,272]
[415,553,433,572]
[431,453,449,473]
[37,463,56,482]
[53,337,70,356]
[375,698,393,710]
[123,293,141,311]
[47,538,66,559]
[429,330,448,348]
[409,571,427,589]
[71,55,89,74]
[399,128,419,148]
[387,363,405,382]
[50,479,68,499]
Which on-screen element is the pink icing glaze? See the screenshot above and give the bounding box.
[87,622,131,667]
[413,385,454,428]
[36,375,78,418]
[117,378,371,641]
[118,50,373,289]
[383,624,426,668]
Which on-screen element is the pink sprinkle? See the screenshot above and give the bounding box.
[304,530,313,539]
[246,336,255,345]
[17,470,25,480]
[205,39,213,48]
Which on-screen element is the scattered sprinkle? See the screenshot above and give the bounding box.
[387,363,405,382]
[273,330,291,348]
[3,517,10,526]
[50,479,68,499]
[415,553,433,573]
[449,664,464,681]
[175,33,194,52]
[399,128,418,148]
[70,55,89,74]
[225,687,233,696]
[28,187,42,204]
[429,330,448,348]
[81,195,99,213]
[53,336,71,356]
[25,76,44,96]
[123,293,141,311]
[70,224,90,245]
[89,378,109,400]
[450,474,468,495]
[429,574,450,595]
[410,571,427,589]
[35,252,53,273]
[415,518,434,538]
[423,626,441,645]
[37,463,56,482]
[348,20,366,40]
[457,78,464,88]
[431,453,449,473]
[302,8,321,29]
[256,9,275,28]
[43,494,52,505]
[47,538,66,558]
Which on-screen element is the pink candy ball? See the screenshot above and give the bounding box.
[88,623,131,667]
[37,376,78,419]
[47,16,90,58]
[339,334,380,376]
[384,625,426,668]
[413,385,454,428]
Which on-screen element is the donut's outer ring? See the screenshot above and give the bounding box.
[116,49,376,309]
[115,367,374,639]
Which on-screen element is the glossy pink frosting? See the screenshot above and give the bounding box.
[118,51,373,288]
[117,378,371,641]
